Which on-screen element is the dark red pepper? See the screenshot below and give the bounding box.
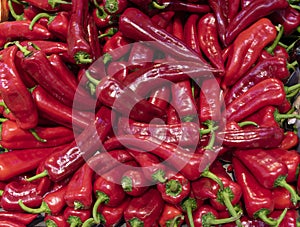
[18,184,67,215]
[67,0,92,64]
[279,131,299,150]
[234,148,300,206]
[128,42,155,68]
[198,13,225,73]
[87,13,102,61]
[93,4,117,29]
[124,188,164,226]
[184,14,201,55]
[172,14,184,40]
[232,157,287,226]
[148,85,170,110]
[151,11,174,29]
[224,0,288,45]
[121,168,149,197]
[222,18,277,88]
[0,45,38,130]
[155,0,211,14]
[64,163,94,210]
[0,119,73,150]
[22,0,71,12]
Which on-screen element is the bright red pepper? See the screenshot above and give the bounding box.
[103,0,128,15]
[0,220,26,227]
[121,168,149,197]
[279,131,299,150]
[44,214,68,227]
[0,212,38,225]
[184,14,201,55]
[272,186,299,210]
[151,11,174,29]
[222,18,277,89]
[124,188,164,226]
[93,4,117,29]
[63,207,91,226]
[148,85,170,110]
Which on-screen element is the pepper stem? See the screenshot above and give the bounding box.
[45,219,59,227]
[68,216,83,227]
[274,109,300,122]
[74,52,93,64]
[285,84,300,95]
[85,70,101,86]
[219,187,243,227]
[201,168,224,189]
[26,170,49,182]
[265,24,284,54]
[181,197,197,227]
[14,41,32,57]
[238,121,258,128]
[129,217,144,227]
[152,1,168,9]
[274,175,300,206]
[121,176,133,192]
[98,27,118,39]
[152,169,166,183]
[92,191,110,224]
[8,0,24,20]
[29,13,54,30]
[0,190,3,196]
[168,215,184,227]
[165,179,182,197]
[74,201,85,210]
[104,0,119,14]
[274,208,288,227]
[18,200,51,214]
[48,0,72,9]
[82,218,96,227]
[256,209,277,226]
[202,210,243,226]
[29,129,47,142]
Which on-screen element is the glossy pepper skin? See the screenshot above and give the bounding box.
[121,168,149,197]
[232,157,277,225]
[64,163,94,210]
[198,13,225,73]
[224,57,290,105]
[279,131,299,150]
[0,212,38,225]
[44,214,68,227]
[158,203,184,227]
[124,188,164,227]
[104,0,128,15]
[0,220,26,227]
[184,14,201,54]
[0,120,74,149]
[224,0,288,45]
[0,45,38,130]
[234,148,299,206]
[226,78,286,123]
[63,207,91,226]
[222,18,277,88]
[67,0,92,64]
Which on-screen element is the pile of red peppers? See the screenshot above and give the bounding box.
[0,0,300,226]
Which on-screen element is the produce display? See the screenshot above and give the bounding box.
[0,0,299,226]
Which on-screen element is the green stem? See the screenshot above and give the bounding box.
[98,27,118,39]
[274,208,288,227]
[274,109,300,122]
[29,129,47,142]
[68,216,83,227]
[275,176,300,206]
[238,121,258,127]
[169,215,184,227]
[152,169,166,183]
[285,83,300,95]
[202,211,243,226]
[45,219,59,227]
[29,13,54,30]
[85,70,101,86]
[129,218,144,227]
[201,168,224,189]
[26,170,48,182]
[81,218,96,227]
[165,179,182,197]
[290,4,300,10]
[92,192,109,224]
[74,52,93,64]
[256,209,277,226]
[152,1,168,9]
[74,201,85,210]
[14,41,32,57]
[8,0,24,20]
[219,188,243,227]
[265,24,284,54]
[204,131,216,150]
[181,198,197,227]
[287,60,299,72]
[48,0,72,9]
[0,190,3,196]
[18,200,51,214]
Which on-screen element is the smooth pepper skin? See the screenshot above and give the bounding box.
[124,188,164,226]
[0,45,38,130]
[222,18,277,88]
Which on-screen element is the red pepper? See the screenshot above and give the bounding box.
[0,220,26,227]
[63,207,91,226]
[148,85,170,110]
[0,212,38,225]
[44,214,68,227]
[104,134,220,181]
[166,104,180,124]
[128,42,155,68]
[18,184,67,215]
[158,203,184,227]
[151,11,175,29]
[22,0,71,12]
[1,179,43,212]
[98,26,118,41]
[0,145,66,181]
[87,13,102,61]
[0,20,53,47]
[270,209,299,227]
[0,120,74,149]
[268,148,300,183]
[103,0,128,15]
[67,0,92,64]
[232,157,282,226]
[226,78,286,123]
[20,49,75,108]
[124,188,164,226]
[199,78,222,123]
[127,149,167,183]
[157,169,191,205]
[272,186,298,210]
[97,197,131,226]
[92,162,136,224]
[270,5,300,35]
[106,61,129,83]
[234,148,300,206]
[191,204,242,227]
[121,168,149,197]
[224,57,290,105]
[279,131,299,150]
[93,4,117,29]
[222,18,277,88]
[28,106,115,182]
[156,0,211,13]
[198,13,225,73]
[64,163,94,210]
[102,31,131,64]
[0,45,38,130]
[94,76,167,123]
[119,7,204,62]
[224,0,288,45]
[171,80,198,122]
[184,14,201,55]
[31,85,91,131]
[172,14,184,40]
